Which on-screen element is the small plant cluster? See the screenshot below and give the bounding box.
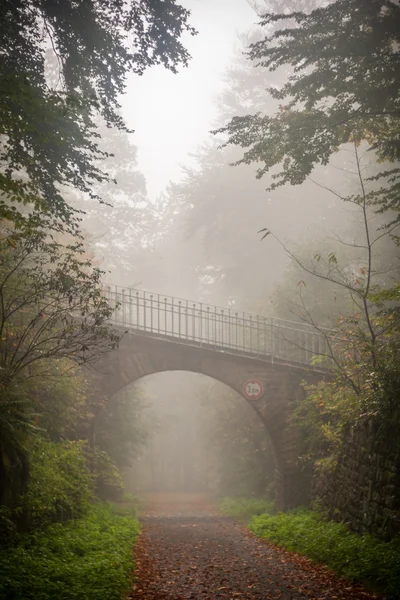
[249,509,400,599]
[0,503,140,600]
[219,497,275,522]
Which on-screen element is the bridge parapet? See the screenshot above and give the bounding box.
[102,285,331,368]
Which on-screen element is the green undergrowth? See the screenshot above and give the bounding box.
[219,497,275,522]
[108,494,143,518]
[0,503,140,600]
[250,509,400,599]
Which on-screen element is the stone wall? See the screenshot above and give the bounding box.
[313,421,400,539]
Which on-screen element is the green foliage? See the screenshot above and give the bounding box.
[216,0,400,209]
[292,380,360,467]
[0,226,120,505]
[31,363,90,442]
[361,325,400,437]
[0,0,194,228]
[0,227,120,383]
[95,387,149,471]
[20,437,93,529]
[293,316,400,467]
[219,497,275,522]
[0,505,17,547]
[249,509,400,598]
[0,379,35,506]
[0,503,140,600]
[89,447,125,502]
[108,497,142,519]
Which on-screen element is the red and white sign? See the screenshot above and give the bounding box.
[243,379,263,400]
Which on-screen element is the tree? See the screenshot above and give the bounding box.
[161,1,346,307]
[0,0,195,228]
[261,143,400,464]
[0,222,120,502]
[65,119,157,283]
[216,0,400,222]
[93,386,148,471]
[0,226,119,386]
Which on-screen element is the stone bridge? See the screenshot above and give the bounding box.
[90,286,329,509]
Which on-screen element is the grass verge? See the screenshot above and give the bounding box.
[0,502,140,600]
[250,508,400,599]
[219,497,275,522]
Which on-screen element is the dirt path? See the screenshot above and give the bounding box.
[130,493,380,600]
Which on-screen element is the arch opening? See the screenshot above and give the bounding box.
[95,370,279,504]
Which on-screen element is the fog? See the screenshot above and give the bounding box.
[61,0,399,500]
[2,3,400,596]
[116,372,275,498]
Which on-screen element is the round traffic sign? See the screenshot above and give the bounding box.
[243,379,263,400]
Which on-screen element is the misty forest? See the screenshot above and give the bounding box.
[0,0,399,599]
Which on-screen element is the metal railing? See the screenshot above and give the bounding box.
[102,285,330,367]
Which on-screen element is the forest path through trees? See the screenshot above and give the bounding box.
[130,494,380,600]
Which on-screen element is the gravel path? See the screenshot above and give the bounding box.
[130,493,380,600]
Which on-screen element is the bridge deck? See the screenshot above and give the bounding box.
[116,326,331,374]
[103,285,332,369]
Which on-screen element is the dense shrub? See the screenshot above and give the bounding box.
[90,447,125,501]
[0,506,17,547]
[20,437,93,529]
[0,503,140,600]
[250,509,400,598]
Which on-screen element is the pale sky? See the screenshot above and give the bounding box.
[121,0,257,201]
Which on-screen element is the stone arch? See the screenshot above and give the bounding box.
[89,332,317,509]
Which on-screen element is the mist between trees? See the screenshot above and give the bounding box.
[0,2,399,596]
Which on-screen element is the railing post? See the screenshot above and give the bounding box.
[106,285,111,313]
[121,288,126,325]
[263,317,267,356]
[129,288,132,328]
[157,294,160,334]
[143,291,147,331]
[185,300,189,339]
[214,306,218,348]
[150,295,154,332]
[235,312,239,351]
[178,301,182,338]
[136,291,140,328]
[271,318,274,364]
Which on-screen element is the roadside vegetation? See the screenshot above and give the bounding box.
[0,2,192,599]
[1,0,399,598]
[220,498,400,599]
[219,497,275,522]
[251,510,400,599]
[0,503,140,600]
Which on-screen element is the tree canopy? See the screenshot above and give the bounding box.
[215,0,400,199]
[0,0,195,227]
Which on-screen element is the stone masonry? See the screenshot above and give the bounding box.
[88,330,323,510]
[313,421,400,539]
